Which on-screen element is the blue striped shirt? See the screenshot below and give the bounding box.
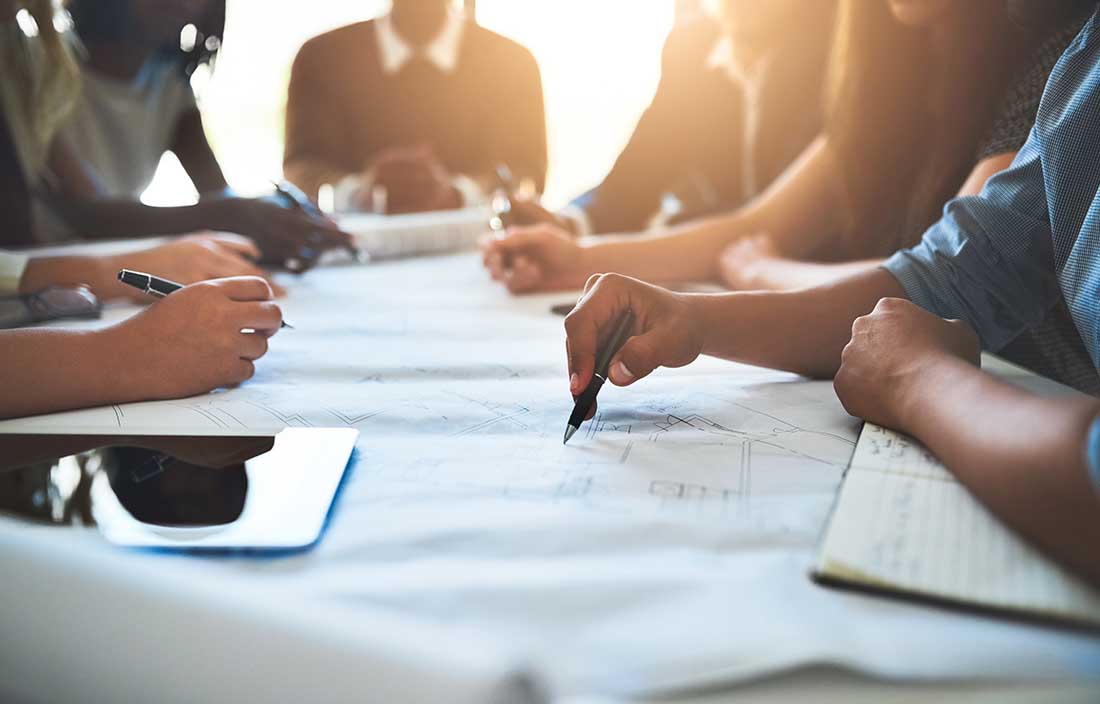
[885,8,1100,380]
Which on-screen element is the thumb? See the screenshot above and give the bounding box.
[608,329,667,386]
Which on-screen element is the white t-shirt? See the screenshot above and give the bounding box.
[60,59,197,198]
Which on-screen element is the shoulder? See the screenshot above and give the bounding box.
[1043,6,1100,93]
[977,11,1094,160]
[661,16,722,65]
[464,22,535,63]
[294,20,378,66]
[1033,8,1100,147]
[463,22,539,75]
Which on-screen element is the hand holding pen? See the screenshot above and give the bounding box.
[271,180,365,266]
[118,270,294,329]
[564,307,634,443]
[105,277,283,399]
[488,164,573,234]
[481,164,589,295]
[562,273,708,442]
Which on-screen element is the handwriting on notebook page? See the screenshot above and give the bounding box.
[818,423,1100,625]
[851,423,950,481]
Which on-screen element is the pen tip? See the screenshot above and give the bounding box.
[563,426,578,445]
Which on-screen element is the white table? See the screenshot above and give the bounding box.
[1,253,1097,703]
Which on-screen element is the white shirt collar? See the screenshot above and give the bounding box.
[375,9,464,75]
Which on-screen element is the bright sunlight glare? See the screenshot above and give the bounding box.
[143,0,676,209]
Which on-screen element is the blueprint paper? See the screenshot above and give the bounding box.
[2,254,1099,698]
[0,523,548,704]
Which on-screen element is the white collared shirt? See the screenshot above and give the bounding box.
[374,8,464,75]
[331,8,484,211]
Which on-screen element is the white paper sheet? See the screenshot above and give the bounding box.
[336,207,491,260]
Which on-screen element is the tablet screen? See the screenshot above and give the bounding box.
[0,428,357,552]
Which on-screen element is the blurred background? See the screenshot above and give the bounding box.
[145,0,700,208]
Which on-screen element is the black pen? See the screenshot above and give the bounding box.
[272,180,366,264]
[563,309,635,444]
[117,269,294,329]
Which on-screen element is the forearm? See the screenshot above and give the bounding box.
[696,267,904,377]
[581,137,843,283]
[45,195,217,240]
[581,210,763,283]
[20,256,107,295]
[0,328,137,419]
[903,358,1100,585]
[172,110,228,195]
[741,257,884,292]
[20,255,141,300]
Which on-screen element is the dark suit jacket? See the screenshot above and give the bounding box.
[284,19,547,199]
[571,10,834,234]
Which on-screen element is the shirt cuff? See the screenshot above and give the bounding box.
[0,252,28,295]
[882,250,951,318]
[451,174,488,207]
[1086,416,1100,498]
[557,203,593,238]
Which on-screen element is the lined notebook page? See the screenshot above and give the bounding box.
[816,423,1100,627]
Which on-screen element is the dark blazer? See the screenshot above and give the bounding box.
[571,10,835,234]
[284,18,548,199]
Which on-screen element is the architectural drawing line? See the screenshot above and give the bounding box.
[453,408,532,436]
[242,400,315,427]
[327,408,392,426]
[162,403,231,429]
[725,400,856,447]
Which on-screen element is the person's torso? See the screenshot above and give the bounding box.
[316,22,525,175]
[60,59,196,198]
[658,16,830,223]
[1029,15,1100,375]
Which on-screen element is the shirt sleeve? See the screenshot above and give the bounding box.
[883,133,1063,352]
[0,251,28,294]
[1087,416,1100,498]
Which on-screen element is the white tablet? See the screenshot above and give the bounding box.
[1,428,357,552]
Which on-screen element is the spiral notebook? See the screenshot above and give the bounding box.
[814,423,1100,630]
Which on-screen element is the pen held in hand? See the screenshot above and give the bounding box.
[117,269,294,329]
[272,180,367,264]
[563,309,635,444]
